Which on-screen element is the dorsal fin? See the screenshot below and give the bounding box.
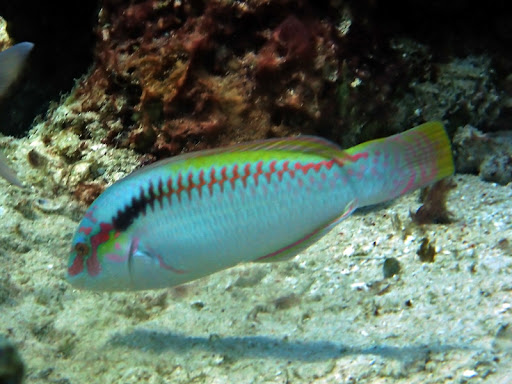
[219,135,343,157]
[129,136,346,178]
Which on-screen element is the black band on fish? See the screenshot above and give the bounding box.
[112,185,152,230]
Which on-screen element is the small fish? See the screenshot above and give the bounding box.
[0,42,34,187]
[68,121,454,291]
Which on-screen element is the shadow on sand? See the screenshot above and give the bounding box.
[110,329,473,362]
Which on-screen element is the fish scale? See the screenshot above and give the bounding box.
[128,157,348,283]
[118,157,340,228]
[68,121,454,291]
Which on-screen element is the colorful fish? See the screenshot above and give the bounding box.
[68,121,454,291]
[0,42,34,187]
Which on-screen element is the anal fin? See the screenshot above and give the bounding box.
[255,199,358,263]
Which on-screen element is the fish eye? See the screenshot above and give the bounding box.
[75,242,90,257]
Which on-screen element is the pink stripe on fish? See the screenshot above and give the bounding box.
[110,155,372,236]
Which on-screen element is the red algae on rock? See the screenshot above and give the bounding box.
[61,0,511,174]
[70,0,347,160]
[255,15,314,74]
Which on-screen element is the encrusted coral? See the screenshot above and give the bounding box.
[453,125,512,185]
[46,0,510,165]
[69,0,347,159]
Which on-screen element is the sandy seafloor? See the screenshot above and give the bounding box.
[1,138,512,384]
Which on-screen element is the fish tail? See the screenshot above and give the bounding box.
[345,121,454,207]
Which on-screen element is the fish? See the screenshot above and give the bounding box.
[67,121,454,291]
[0,41,34,187]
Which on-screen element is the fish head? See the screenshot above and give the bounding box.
[67,206,135,291]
